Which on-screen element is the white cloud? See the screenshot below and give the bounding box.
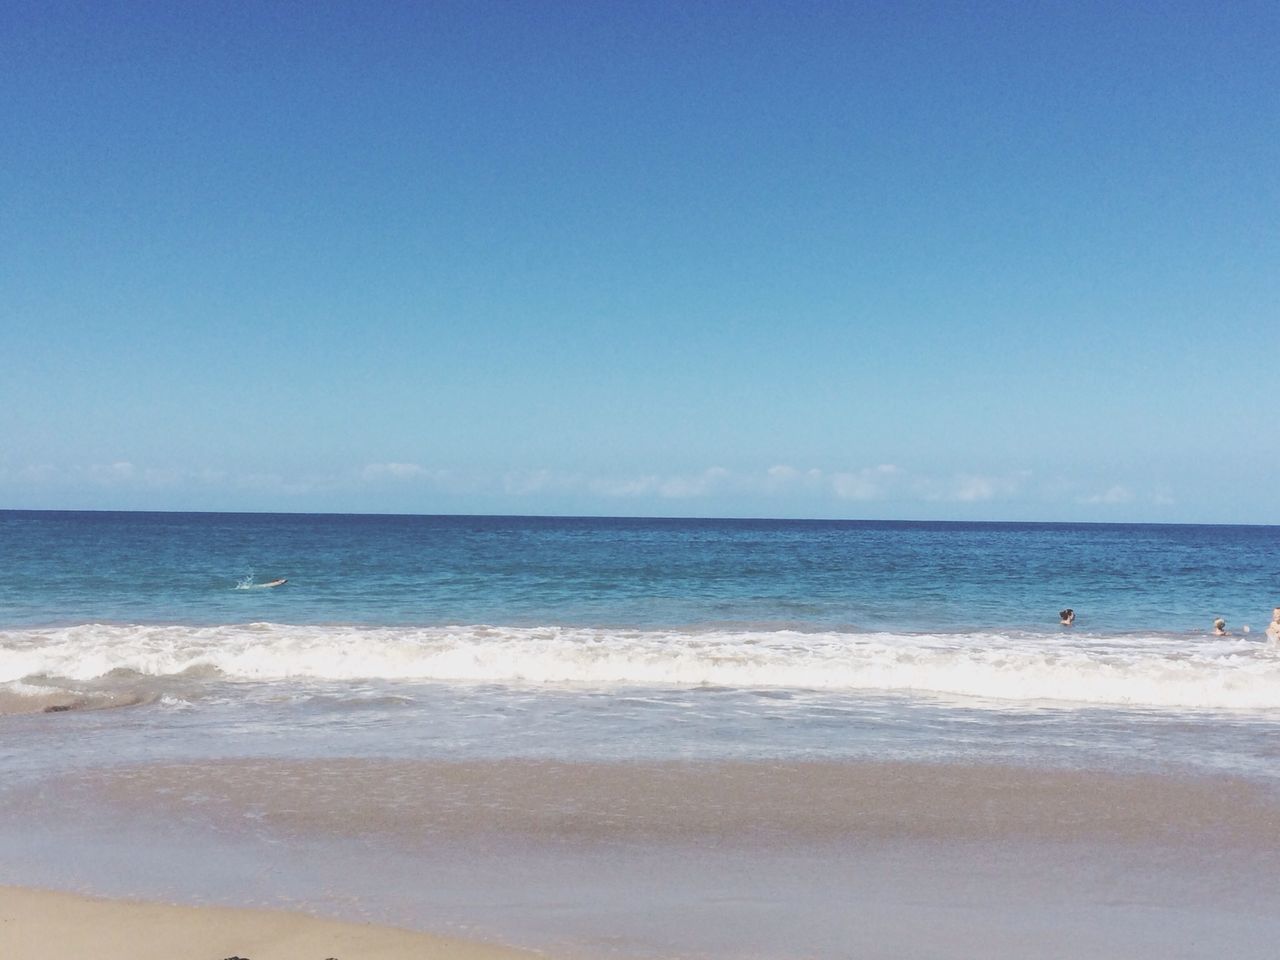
[0,463,59,484]
[0,459,1183,517]
[503,468,567,496]
[1079,485,1134,505]
[2,463,235,491]
[766,464,800,484]
[361,462,437,482]
[659,467,729,498]
[830,464,900,501]
[952,475,998,502]
[232,472,318,496]
[582,467,733,500]
[577,463,1022,506]
[137,467,182,487]
[589,475,660,497]
[87,461,137,483]
[82,463,206,489]
[764,464,828,493]
[915,471,1028,503]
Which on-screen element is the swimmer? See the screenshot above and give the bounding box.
[1212,618,1227,636]
[263,578,288,588]
[1059,608,1075,626]
[1267,607,1280,647]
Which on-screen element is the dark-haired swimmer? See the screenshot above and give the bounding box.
[1059,608,1075,626]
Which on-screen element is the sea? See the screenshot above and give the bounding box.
[2,510,1279,958]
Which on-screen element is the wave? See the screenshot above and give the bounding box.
[0,678,159,716]
[1,622,1277,711]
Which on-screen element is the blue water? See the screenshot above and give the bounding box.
[2,509,1279,784]
[3,511,1280,960]
[2,510,1277,632]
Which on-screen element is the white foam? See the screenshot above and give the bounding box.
[1,622,1277,711]
[2,679,61,696]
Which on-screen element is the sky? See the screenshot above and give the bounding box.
[2,1,1277,522]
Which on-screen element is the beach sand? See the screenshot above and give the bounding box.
[0,885,539,960]
[4,760,1280,959]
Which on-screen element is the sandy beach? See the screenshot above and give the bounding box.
[0,886,539,960]
[53,757,1280,845]
[5,759,1280,959]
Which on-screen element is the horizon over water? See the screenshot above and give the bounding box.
[12,504,1279,525]
[3,509,1280,958]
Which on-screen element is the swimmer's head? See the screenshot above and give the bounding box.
[1214,618,1226,630]
[1059,608,1075,624]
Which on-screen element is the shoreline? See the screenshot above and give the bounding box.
[5,759,1280,959]
[60,757,1280,845]
[0,885,541,960]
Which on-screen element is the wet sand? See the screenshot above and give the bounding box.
[73,758,1280,846]
[4,760,1280,959]
[0,885,538,960]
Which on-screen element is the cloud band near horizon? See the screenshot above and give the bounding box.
[0,459,1177,517]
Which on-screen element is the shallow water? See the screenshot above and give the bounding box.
[3,759,1278,959]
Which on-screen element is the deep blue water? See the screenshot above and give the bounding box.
[2,510,1277,633]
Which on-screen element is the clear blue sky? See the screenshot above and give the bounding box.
[2,1,1276,521]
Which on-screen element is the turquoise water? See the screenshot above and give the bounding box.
[2,511,1277,631]
[2,510,1279,778]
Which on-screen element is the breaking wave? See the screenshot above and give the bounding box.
[1,622,1278,712]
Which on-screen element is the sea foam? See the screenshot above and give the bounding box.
[1,622,1277,712]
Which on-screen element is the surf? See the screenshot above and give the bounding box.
[2,622,1278,713]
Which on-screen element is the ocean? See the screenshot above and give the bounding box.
[2,510,1279,958]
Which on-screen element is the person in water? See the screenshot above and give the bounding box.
[264,578,287,588]
[1059,608,1075,626]
[1267,607,1280,647]
[1212,618,1227,636]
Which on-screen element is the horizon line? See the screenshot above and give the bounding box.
[1,507,1275,529]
